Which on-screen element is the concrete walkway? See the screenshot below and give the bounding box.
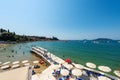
[32,65,56,80]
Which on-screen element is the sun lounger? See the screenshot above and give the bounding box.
[12,64,20,69]
[1,65,10,70]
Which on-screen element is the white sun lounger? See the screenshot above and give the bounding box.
[12,64,20,69]
[12,61,20,65]
[1,65,10,70]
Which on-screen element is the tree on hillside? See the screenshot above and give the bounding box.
[52,36,59,40]
[8,29,10,33]
[0,28,7,33]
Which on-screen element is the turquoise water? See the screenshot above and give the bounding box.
[0,41,120,73]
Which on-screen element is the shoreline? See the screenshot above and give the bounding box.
[0,40,60,45]
[0,43,10,47]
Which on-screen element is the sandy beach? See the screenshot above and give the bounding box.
[0,43,8,47]
[0,59,50,75]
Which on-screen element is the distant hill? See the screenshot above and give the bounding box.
[93,38,113,41]
[92,38,117,43]
[0,28,59,42]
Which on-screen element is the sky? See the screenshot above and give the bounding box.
[0,0,120,40]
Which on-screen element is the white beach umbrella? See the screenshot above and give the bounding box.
[61,69,69,76]
[22,60,28,64]
[51,54,54,57]
[72,68,82,77]
[86,62,96,69]
[40,51,44,54]
[59,60,65,64]
[33,60,39,64]
[47,52,51,57]
[51,55,57,61]
[63,64,73,70]
[98,66,111,72]
[2,61,10,65]
[39,47,44,51]
[98,76,111,80]
[52,65,60,70]
[44,49,47,52]
[12,61,20,64]
[114,70,120,77]
[74,64,84,69]
[70,78,74,80]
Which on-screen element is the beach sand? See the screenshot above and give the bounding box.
[0,59,50,74]
[0,44,8,47]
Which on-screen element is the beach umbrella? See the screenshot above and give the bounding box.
[44,49,47,52]
[98,66,111,72]
[22,60,28,64]
[70,78,74,80]
[98,76,111,80]
[72,68,82,77]
[33,60,39,64]
[47,52,51,57]
[114,70,120,77]
[74,64,84,69]
[51,55,56,60]
[12,61,20,64]
[52,64,60,70]
[63,63,73,70]
[86,62,96,69]
[65,58,71,64]
[59,60,65,64]
[2,61,10,65]
[39,47,44,51]
[40,51,44,54]
[61,69,69,76]
[52,56,59,64]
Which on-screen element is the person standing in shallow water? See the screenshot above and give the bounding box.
[15,51,17,54]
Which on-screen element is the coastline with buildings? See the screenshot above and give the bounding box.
[0,28,59,46]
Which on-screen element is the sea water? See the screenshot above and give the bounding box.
[0,41,120,74]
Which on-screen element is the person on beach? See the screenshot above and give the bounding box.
[61,64,64,69]
[12,55,14,57]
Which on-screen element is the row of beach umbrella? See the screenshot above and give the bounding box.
[86,62,112,72]
[53,63,120,80]
[86,62,120,78]
[52,57,120,78]
[52,65,82,77]
[60,68,82,77]
[45,51,120,78]
[34,47,120,78]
